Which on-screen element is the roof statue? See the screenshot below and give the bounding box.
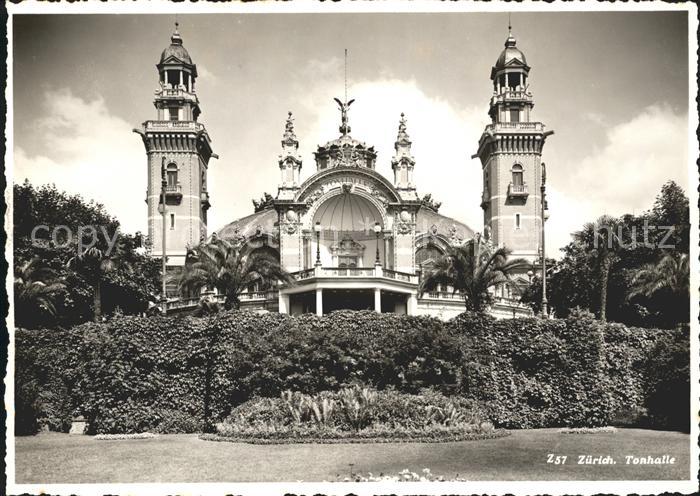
[283,111,296,142]
[334,97,355,136]
[397,112,410,142]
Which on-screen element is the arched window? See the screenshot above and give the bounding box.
[166,163,178,188]
[416,244,444,268]
[511,164,524,187]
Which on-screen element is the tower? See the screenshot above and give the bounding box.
[277,111,302,201]
[391,113,419,201]
[135,24,217,278]
[474,27,553,270]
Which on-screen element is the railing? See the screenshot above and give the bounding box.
[322,267,375,277]
[420,291,464,301]
[293,268,315,281]
[487,122,543,132]
[164,290,278,312]
[165,184,181,193]
[239,290,279,301]
[145,120,204,132]
[382,269,413,282]
[291,266,417,283]
[508,182,528,197]
[160,87,196,98]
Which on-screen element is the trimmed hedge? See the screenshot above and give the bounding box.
[14,310,690,434]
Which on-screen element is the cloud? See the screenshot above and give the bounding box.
[196,63,217,84]
[13,89,146,234]
[546,104,688,257]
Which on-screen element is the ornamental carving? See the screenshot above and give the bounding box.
[397,222,412,235]
[448,225,464,245]
[304,188,324,207]
[330,235,365,257]
[371,188,389,207]
[285,209,298,222]
[285,224,298,235]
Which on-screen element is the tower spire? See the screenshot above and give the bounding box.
[344,48,348,104]
[334,49,354,136]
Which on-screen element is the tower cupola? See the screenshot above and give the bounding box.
[488,28,534,124]
[154,23,201,121]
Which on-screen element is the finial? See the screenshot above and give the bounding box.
[171,18,183,45]
[505,13,516,47]
[397,112,410,143]
[283,111,296,142]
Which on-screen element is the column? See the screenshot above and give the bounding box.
[179,70,183,87]
[315,288,323,316]
[374,288,382,313]
[278,293,290,314]
[407,293,418,316]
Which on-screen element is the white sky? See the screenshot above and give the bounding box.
[11,11,691,257]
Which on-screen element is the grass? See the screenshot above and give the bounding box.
[14,428,690,483]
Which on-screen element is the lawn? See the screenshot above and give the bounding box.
[14,428,690,483]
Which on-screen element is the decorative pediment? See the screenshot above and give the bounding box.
[330,235,365,257]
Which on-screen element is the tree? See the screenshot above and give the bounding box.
[648,180,689,252]
[14,182,161,326]
[14,258,66,328]
[573,215,624,322]
[67,238,128,322]
[628,252,689,326]
[419,235,530,312]
[176,237,294,310]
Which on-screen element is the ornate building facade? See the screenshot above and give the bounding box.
[141,26,549,319]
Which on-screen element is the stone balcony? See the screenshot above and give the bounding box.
[507,182,529,199]
[291,266,418,285]
[144,120,205,133]
[486,122,545,133]
[164,183,183,202]
[490,90,533,106]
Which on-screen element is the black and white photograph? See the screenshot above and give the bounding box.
[4,2,698,495]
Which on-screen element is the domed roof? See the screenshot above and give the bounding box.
[415,207,475,245]
[216,208,278,242]
[313,193,382,232]
[495,33,527,69]
[159,29,193,66]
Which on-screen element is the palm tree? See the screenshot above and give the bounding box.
[629,252,689,301]
[176,237,294,310]
[67,239,126,322]
[419,235,530,313]
[14,258,65,327]
[575,215,623,322]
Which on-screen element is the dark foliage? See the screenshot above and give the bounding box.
[15,311,689,434]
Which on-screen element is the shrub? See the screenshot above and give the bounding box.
[643,328,690,432]
[14,310,690,434]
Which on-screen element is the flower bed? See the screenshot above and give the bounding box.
[205,386,507,444]
[93,432,158,440]
[558,426,618,434]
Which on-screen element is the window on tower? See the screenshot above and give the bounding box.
[169,107,179,121]
[170,214,175,230]
[166,163,178,189]
[515,213,521,230]
[509,108,520,123]
[512,164,524,187]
